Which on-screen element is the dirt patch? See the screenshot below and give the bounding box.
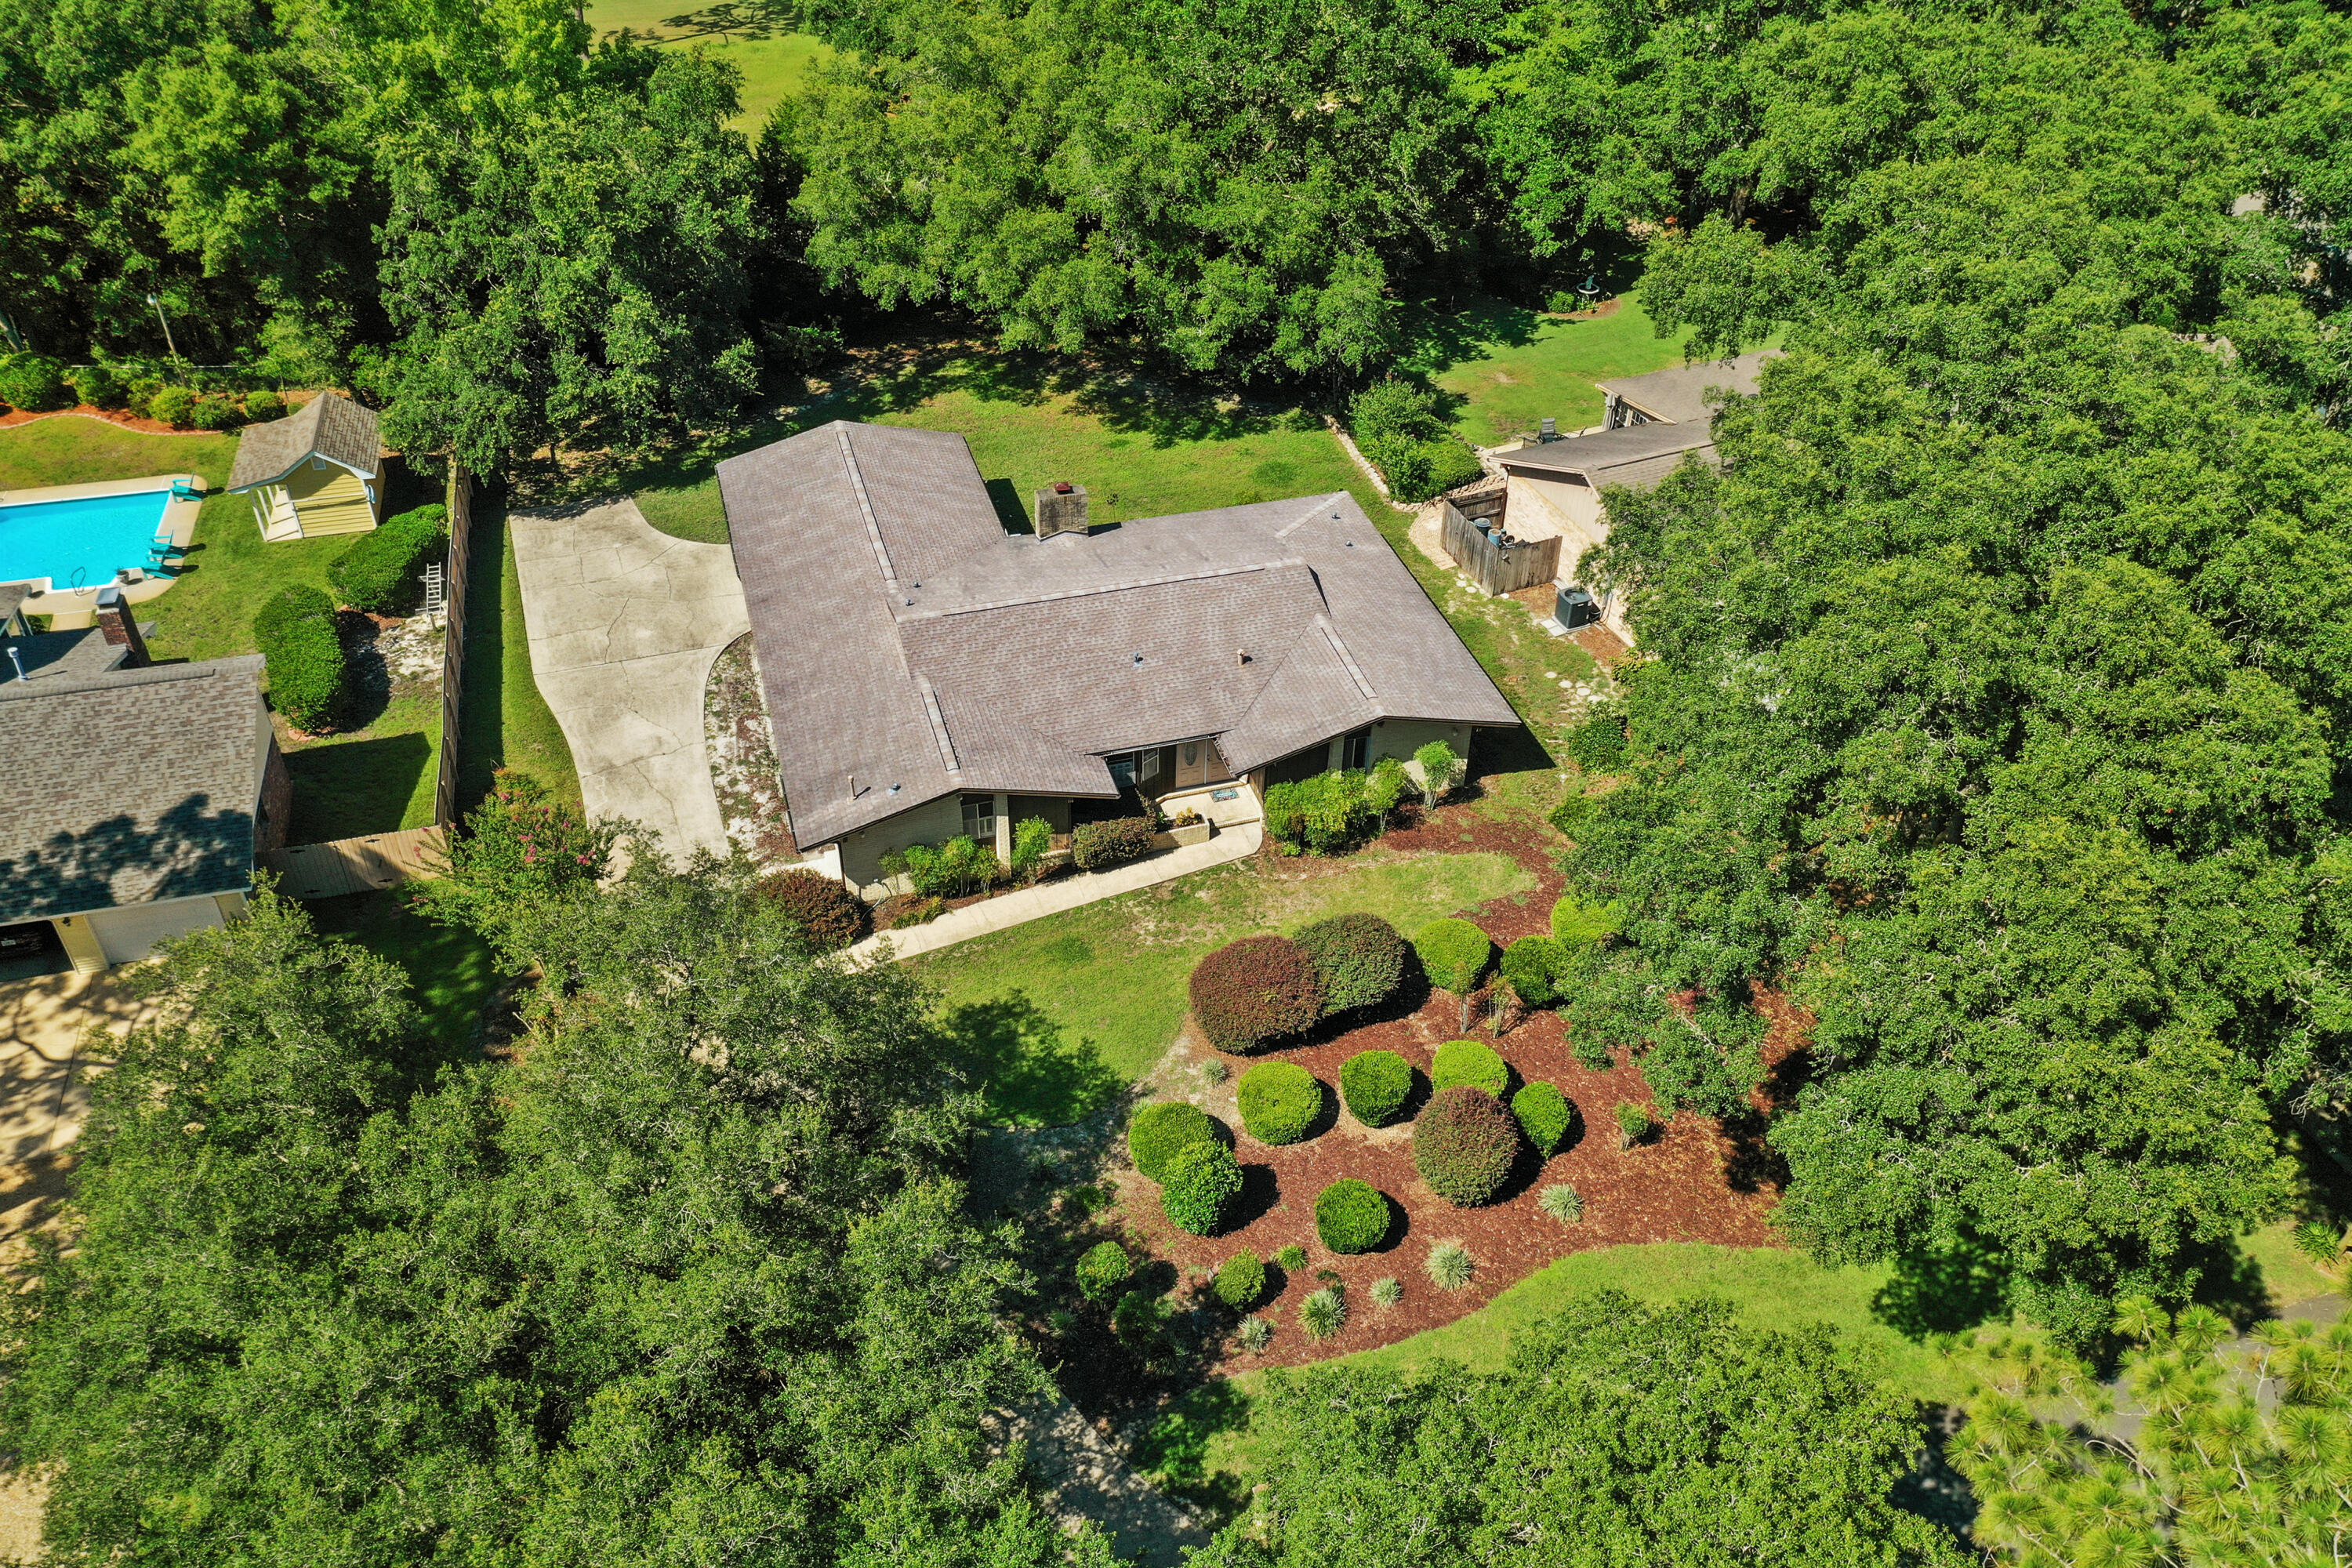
[702,634,798,869]
[1089,804,1783,1374]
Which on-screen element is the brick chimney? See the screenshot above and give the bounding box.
[94,585,149,667]
[1034,481,1089,540]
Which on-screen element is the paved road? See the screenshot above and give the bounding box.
[510,500,750,862]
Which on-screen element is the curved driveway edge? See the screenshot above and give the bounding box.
[510,500,749,862]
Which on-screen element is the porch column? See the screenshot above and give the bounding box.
[993,794,1011,865]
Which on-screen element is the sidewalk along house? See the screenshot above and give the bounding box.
[0,590,289,975]
[225,390,384,542]
[719,421,1519,895]
[1487,352,1776,643]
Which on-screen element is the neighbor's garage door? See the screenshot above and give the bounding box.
[87,897,223,967]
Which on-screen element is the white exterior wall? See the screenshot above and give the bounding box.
[1505,471,1632,641]
[85,894,226,967]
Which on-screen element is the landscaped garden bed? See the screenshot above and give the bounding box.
[1034,804,1791,1381]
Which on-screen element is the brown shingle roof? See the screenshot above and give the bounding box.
[1595,351,1777,425]
[720,423,1516,847]
[227,391,381,492]
[1497,420,1723,491]
[0,655,267,921]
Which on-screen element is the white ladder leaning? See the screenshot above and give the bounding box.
[423,561,445,627]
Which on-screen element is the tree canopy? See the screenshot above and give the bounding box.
[0,871,1113,1566]
[1196,1290,1965,1566]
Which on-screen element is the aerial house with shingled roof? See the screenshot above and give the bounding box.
[719,421,1519,893]
[226,390,385,542]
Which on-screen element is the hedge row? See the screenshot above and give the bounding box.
[332,503,448,614]
[253,585,346,732]
[1073,815,1156,870]
[1263,760,1406,854]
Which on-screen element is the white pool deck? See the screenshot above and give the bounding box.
[0,474,203,627]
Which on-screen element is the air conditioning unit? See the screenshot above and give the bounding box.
[1555,586,1602,629]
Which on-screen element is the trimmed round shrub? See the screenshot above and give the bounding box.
[64,363,125,409]
[1160,1139,1242,1236]
[1072,815,1156,870]
[253,584,346,731]
[147,386,198,426]
[1501,935,1564,1007]
[1552,897,1624,947]
[1236,1061,1321,1145]
[1614,1101,1658,1148]
[1414,917,1493,996]
[1431,1040,1508,1098]
[1214,1252,1266,1310]
[1076,1240,1130,1301]
[1298,1284,1347,1340]
[243,388,288,421]
[1314,1179,1388,1254]
[1512,1081,1574,1156]
[758,866,869,950]
[1339,1049,1412,1127]
[1412,1086,1519,1207]
[1292,911,1407,1014]
[1127,1101,1215,1181]
[332,503,448,615]
[1189,935,1324,1054]
[189,395,246,430]
[0,354,71,413]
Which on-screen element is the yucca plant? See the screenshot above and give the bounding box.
[1298,1285,1348,1340]
[1539,1183,1585,1225]
[1236,1315,1273,1353]
[1425,1241,1474,1291]
[1371,1276,1403,1307]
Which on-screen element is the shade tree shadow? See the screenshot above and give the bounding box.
[941,992,1125,1127]
[1225,1162,1282,1231]
[1871,1238,2013,1341]
[0,792,253,927]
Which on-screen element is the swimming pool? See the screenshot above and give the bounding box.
[0,486,172,591]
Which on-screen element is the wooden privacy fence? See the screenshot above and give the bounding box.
[1441,499,1559,597]
[260,826,448,899]
[433,464,474,828]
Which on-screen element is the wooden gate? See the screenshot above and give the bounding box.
[258,826,448,899]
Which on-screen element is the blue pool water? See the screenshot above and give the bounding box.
[0,488,172,590]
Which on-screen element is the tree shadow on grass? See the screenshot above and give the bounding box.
[1134,1377,1257,1523]
[942,991,1124,1127]
[1871,1238,2013,1341]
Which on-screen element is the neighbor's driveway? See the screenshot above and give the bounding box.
[510,499,749,861]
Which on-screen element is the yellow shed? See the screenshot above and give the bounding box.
[226,391,384,542]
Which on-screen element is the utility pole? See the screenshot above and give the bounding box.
[145,292,180,364]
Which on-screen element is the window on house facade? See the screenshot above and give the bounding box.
[960,793,996,842]
[1341,727,1370,771]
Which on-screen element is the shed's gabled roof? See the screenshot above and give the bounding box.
[227,391,381,492]
[720,422,1516,847]
[0,654,267,922]
[1596,351,1777,425]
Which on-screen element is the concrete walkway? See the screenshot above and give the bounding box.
[510,500,749,861]
[848,822,1264,964]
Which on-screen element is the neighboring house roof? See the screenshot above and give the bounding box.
[720,422,1516,847]
[0,654,268,923]
[1497,419,1725,491]
[227,391,381,492]
[1596,351,1778,425]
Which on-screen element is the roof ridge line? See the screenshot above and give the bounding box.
[1275,494,1344,539]
[836,426,901,593]
[898,557,1297,622]
[916,675,960,775]
[1316,615,1379,704]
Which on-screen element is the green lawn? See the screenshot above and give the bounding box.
[918,848,1535,1125]
[307,886,503,1057]
[457,492,582,811]
[585,1,833,132]
[1396,292,1697,446]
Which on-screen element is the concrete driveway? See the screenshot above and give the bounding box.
[510,500,750,861]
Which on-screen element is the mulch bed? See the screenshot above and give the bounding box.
[1098,798,1784,1374]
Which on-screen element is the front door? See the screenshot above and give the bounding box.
[1176,739,1208,788]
